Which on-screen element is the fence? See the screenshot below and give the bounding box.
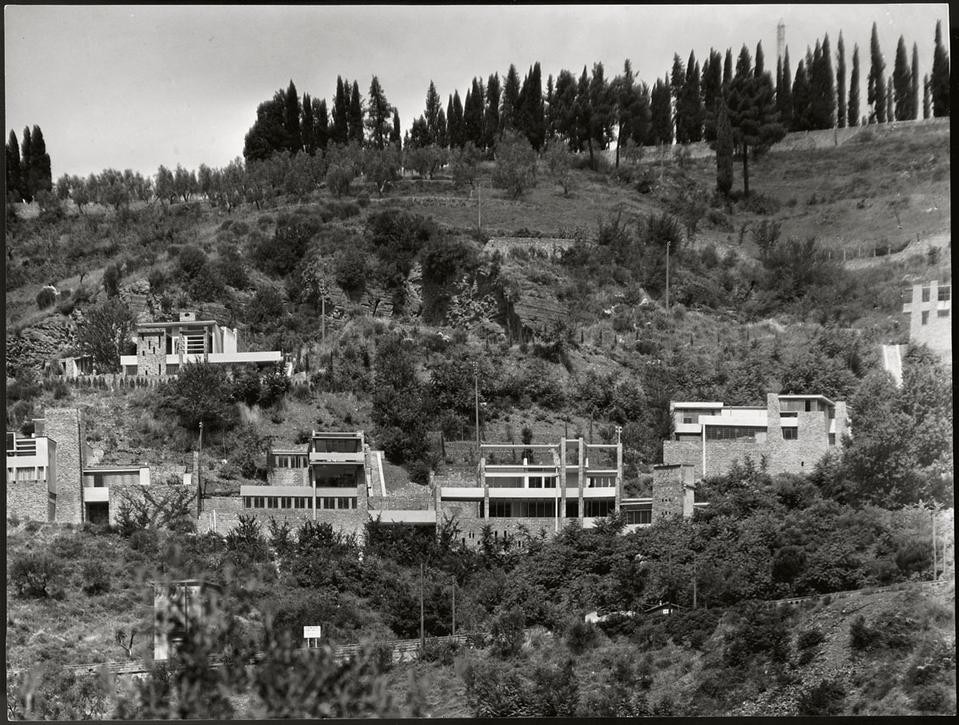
[36,633,479,680]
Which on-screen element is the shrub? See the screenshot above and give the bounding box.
[490,608,525,658]
[326,165,353,198]
[797,629,825,650]
[420,637,461,665]
[36,286,57,309]
[912,685,948,713]
[10,553,65,598]
[80,560,111,595]
[849,615,880,651]
[565,620,599,654]
[797,680,846,715]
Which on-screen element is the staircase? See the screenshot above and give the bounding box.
[881,344,904,386]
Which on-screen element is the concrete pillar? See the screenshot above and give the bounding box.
[766,393,782,443]
[834,401,849,443]
[480,458,488,519]
[43,408,85,524]
[615,433,623,513]
[559,438,567,525]
[577,438,585,520]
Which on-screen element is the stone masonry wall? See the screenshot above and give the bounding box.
[7,479,49,522]
[651,465,695,520]
[268,469,310,487]
[43,408,84,524]
[137,330,166,375]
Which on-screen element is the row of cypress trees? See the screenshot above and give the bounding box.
[6,126,52,203]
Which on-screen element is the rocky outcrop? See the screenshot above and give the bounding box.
[6,315,79,374]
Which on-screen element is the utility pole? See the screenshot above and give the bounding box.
[420,562,426,650]
[477,181,482,231]
[196,421,204,517]
[321,295,325,346]
[474,362,481,456]
[452,578,456,636]
[932,504,937,581]
[665,239,671,315]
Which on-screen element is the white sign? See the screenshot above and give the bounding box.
[303,625,322,639]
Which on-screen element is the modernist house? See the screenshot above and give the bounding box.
[6,408,161,525]
[200,428,702,544]
[663,393,850,479]
[902,280,952,365]
[120,310,287,376]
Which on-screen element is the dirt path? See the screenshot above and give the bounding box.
[844,231,951,270]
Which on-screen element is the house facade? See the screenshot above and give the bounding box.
[662,393,850,479]
[6,408,173,525]
[119,310,286,376]
[198,429,701,545]
[902,280,952,365]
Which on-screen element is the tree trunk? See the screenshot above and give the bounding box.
[587,137,595,168]
[615,122,622,168]
[742,146,750,198]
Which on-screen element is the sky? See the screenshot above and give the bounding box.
[4,4,951,179]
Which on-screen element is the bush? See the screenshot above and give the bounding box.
[797,680,846,715]
[420,637,461,665]
[10,553,65,598]
[565,620,598,654]
[912,685,948,713]
[796,628,825,650]
[80,560,111,595]
[36,286,57,309]
[490,608,525,658]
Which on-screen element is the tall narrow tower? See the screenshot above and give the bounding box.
[777,20,786,63]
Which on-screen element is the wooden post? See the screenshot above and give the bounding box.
[420,562,426,650]
[932,506,937,581]
[452,579,456,636]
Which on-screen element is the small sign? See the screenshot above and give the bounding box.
[303,625,322,639]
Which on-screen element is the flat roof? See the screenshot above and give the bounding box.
[778,394,836,405]
[311,431,363,438]
[671,402,724,410]
[137,320,218,330]
[83,465,144,473]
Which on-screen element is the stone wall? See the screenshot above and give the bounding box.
[651,464,695,520]
[7,478,49,522]
[197,505,368,541]
[137,330,166,375]
[433,468,478,487]
[369,482,433,511]
[268,469,309,487]
[485,237,578,258]
[44,408,84,524]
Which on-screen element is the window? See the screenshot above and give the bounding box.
[244,497,251,509]
[683,416,693,424]
[528,476,542,488]
[921,311,929,325]
[938,286,951,302]
[322,497,336,510]
[782,428,798,440]
[585,499,613,517]
[829,434,836,446]
[922,286,931,302]
[489,500,512,518]
[624,508,652,525]
[566,501,579,518]
[337,497,356,510]
[805,400,812,412]
[520,501,556,517]
[937,309,950,318]
[705,426,765,441]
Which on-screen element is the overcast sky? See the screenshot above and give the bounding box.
[4,4,950,179]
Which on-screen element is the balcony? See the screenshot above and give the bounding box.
[368,509,437,524]
[308,451,364,465]
[83,487,110,503]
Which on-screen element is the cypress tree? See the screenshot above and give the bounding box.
[702,49,723,141]
[526,62,546,151]
[544,73,555,143]
[886,77,894,122]
[484,73,501,148]
[820,34,835,128]
[868,22,887,122]
[755,42,765,77]
[777,47,793,131]
[301,93,316,154]
[587,62,613,160]
[366,76,393,149]
[649,75,673,146]
[848,45,861,126]
[911,43,920,120]
[836,32,847,128]
[723,48,734,89]
[435,108,448,148]
[314,98,330,150]
[332,77,349,145]
[792,60,812,131]
[391,109,402,146]
[502,64,521,132]
[809,40,825,128]
[893,35,911,120]
[463,79,484,147]
[6,129,22,201]
[930,20,950,116]
[551,70,578,148]
[284,80,302,152]
[715,97,733,196]
[20,126,33,202]
[33,125,53,195]
[613,59,635,166]
[450,91,465,148]
[425,81,442,144]
[923,74,931,119]
[349,81,364,143]
[670,53,685,139]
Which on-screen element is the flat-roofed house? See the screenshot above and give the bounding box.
[663,393,851,479]
[120,310,285,376]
